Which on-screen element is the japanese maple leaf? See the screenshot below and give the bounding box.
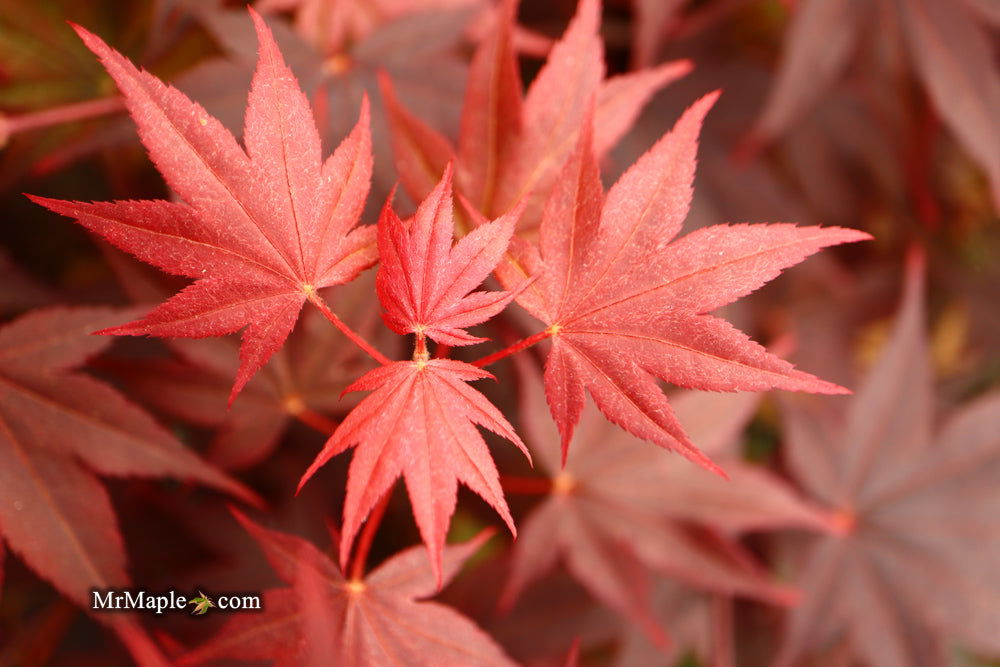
[0,307,254,664]
[611,583,732,667]
[495,92,870,469]
[28,9,375,401]
[752,0,1000,211]
[180,510,516,666]
[382,0,690,230]
[189,4,470,211]
[299,168,529,583]
[376,164,523,346]
[629,0,689,67]
[256,0,497,56]
[117,317,367,470]
[777,253,1000,665]
[501,358,823,643]
[108,255,381,470]
[0,248,54,314]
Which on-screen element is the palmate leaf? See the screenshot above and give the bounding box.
[299,168,528,584]
[186,2,472,213]
[629,0,689,67]
[103,250,384,471]
[376,165,522,345]
[501,358,823,644]
[180,510,516,666]
[493,92,869,470]
[611,583,730,667]
[255,0,475,57]
[778,253,1000,665]
[754,0,1000,211]
[0,307,254,664]
[117,311,370,471]
[381,0,690,230]
[29,8,376,402]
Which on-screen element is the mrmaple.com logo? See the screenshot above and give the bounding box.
[91,589,261,615]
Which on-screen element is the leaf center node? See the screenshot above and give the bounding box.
[552,471,576,495]
[324,53,353,76]
[282,393,306,415]
[831,508,857,535]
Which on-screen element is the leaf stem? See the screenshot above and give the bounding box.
[413,333,429,362]
[308,291,391,366]
[282,393,339,435]
[499,474,552,495]
[1,96,125,141]
[471,328,552,368]
[294,408,339,436]
[350,492,391,580]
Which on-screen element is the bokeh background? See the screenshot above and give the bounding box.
[1,1,998,665]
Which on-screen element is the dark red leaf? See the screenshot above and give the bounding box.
[180,510,516,666]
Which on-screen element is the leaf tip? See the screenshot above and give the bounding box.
[69,21,115,62]
[429,554,445,592]
[698,454,729,480]
[92,325,124,337]
[295,466,318,496]
[559,436,571,469]
[826,226,874,245]
[812,380,852,396]
[358,90,371,125]
[246,4,265,29]
[665,58,695,79]
[770,584,802,608]
[67,20,96,43]
[699,88,723,112]
[226,375,251,410]
[226,502,252,528]
[905,242,927,279]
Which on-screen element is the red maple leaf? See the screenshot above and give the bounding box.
[381,0,690,229]
[299,168,529,583]
[376,164,523,346]
[180,509,516,666]
[494,93,870,470]
[28,9,376,401]
[777,251,1000,665]
[0,307,255,664]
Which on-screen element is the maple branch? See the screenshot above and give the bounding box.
[1,96,125,143]
[471,328,552,368]
[350,492,392,581]
[308,292,392,366]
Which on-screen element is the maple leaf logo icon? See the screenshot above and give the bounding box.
[189,591,215,616]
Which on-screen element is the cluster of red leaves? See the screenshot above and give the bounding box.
[2,0,999,665]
